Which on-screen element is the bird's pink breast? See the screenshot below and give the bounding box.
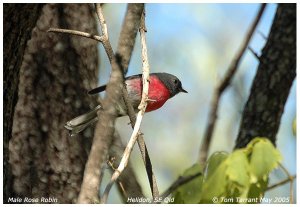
[126,75,171,112]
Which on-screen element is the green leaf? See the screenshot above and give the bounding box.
[200,161,227,203]
[203,151,228,181]
[248,137,282,181]
[247,177,268,203]
[172,163,203,204]
[200,150,251,203]
[173,193,184,204]
[225,150,251,198]
[174,138,282,204]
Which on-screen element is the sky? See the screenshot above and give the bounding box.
[96,4,296,203]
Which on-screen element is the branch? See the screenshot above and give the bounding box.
[235,4,296,148]
[278,164,295,204]
[101,8,151,204]
[47,28,104,42]
[95,4,114,63]
[113,4,159,202]
[108,132,144,202]
[198,4,266,165]
[95,4,108,37]
[159,172,202,200]
[77,4,124,203]
[266,175,296,191]
[116,4,144,74]
[122,86,160,200]
[107,3,160,201]
[258,30,268,40]
[119,6,160,199]
[48,3,145,203]
[248,46,260,60]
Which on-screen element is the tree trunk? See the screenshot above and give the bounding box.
[8,4,99,203]
[235,3,296,148]
[3,3,44,203]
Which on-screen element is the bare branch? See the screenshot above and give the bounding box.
[116,4,160,200]
[136,134,159,198]
[279,164,295,204]
[47,28,104,42]
[198,4,266,165]
[48,3,146,203]
[258,30,268,40]
[159,172,202,200]
[95,4,108,38]
[248,46,260,60]
[108,132,144,202]
[266,175,296,191]
[93,4,114,63]
[77,4,124,203]
[138,11,150,110]
[101,9,152,204]
[116,3,145,74]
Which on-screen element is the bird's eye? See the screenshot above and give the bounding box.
[174,79,178,84]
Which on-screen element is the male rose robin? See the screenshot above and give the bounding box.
[65,72,187,135]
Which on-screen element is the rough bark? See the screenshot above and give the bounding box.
[3,3,44,203]
[235,4,296,148]
[8,4,99,203]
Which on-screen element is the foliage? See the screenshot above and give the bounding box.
[172,163,203,204]
[172,138,282,204]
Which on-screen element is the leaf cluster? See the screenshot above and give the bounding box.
[172,138,282,204]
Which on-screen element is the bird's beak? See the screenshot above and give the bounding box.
[180,87,188,93]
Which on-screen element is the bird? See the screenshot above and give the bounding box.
[65,72,187,136]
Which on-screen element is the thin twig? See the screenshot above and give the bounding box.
[279,163,295,203]
[122,87,160,199]
[101,8,151,204]
[138,11,150,110]
[136,10,160,198]
[47,28,104,42]
[266,175,296,191]
[95,4,108,38]
[258,30,267,40]
[198,4,266,165]
[159,172,202,200]
[93,3,114,63]
[248,46,260,60]
[108,132,144,202]
[106,156,129,201]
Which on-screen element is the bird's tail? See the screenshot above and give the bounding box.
[64,105,101,136]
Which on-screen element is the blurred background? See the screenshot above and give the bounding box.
[97,4,296,203]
